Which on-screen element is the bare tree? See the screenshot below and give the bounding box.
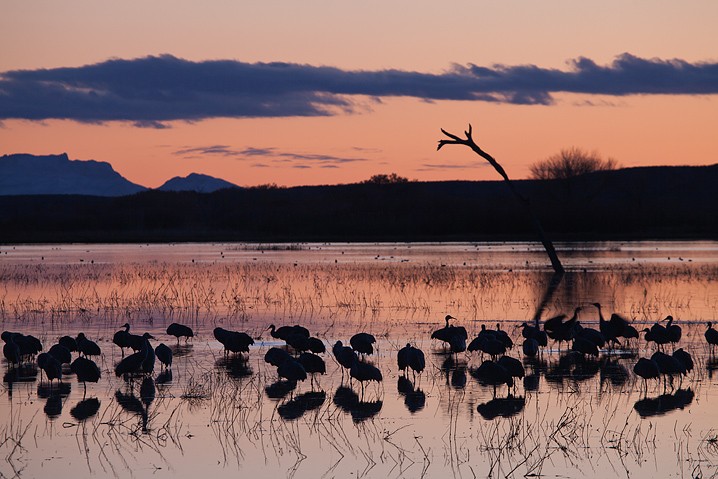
[438,124,564,274]
[530,147,618,180]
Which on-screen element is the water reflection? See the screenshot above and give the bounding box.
[332,386,382,423]
[277,391,326,421]
[70,397,101,422]
[397,376,426,413]
[215,355,253,380]
[439,354,467,389]
[115,378,155,434]
[633,388,694,417]
[265,379,297,400]
[476,395,526,420]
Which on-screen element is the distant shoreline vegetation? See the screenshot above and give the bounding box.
[1,164,717,243]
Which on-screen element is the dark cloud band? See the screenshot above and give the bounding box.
[1,53,715,125]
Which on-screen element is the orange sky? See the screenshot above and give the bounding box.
[1,1,717,188]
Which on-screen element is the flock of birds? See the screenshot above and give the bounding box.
[4,302,718,403]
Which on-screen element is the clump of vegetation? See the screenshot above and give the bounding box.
[362,173,411,184]
[529,147,618,180]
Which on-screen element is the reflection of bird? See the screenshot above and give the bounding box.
[706,322,718,353]
[71,356,101,396]
[397,343,425,377]
[167,323,194,343]
[70,397,101,422]
[113,323,132,355]
[76,333,101,358]
[431,315,467,353]
[155,343,173,370]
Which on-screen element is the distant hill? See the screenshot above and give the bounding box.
[158,173,239,193]
[0,153,147,196]
[1,163,718,243]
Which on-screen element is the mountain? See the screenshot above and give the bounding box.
[157,173,239,193]
[0,153,147,196]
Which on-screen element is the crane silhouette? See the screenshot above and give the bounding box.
[167,323,194,344]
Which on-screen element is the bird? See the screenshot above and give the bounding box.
[265,347,293,368]
[3,333,21,367]
[350,332,376,357]
[350,356,382,395]
[572,337,600,357]
[706,322,718,353]
[497,356,524,383]
[71,356,101,396]
[58,335,78,352]
[307,337,326,354]
[471,360,514,396]
[278,358,307,383]
[166,323,194,344]
[544,307,581,350]
[672,348,693,373]
[665,316,682,348]
[298,352,326,386]
[332,341,357,378]
[633,357,660,393]
[76,333,101,358]
[651,351,686,388]
[522,338,539,358]
[468,334,506,359]
[155,343,173,370]
[115,333,154,379]
[397,343,425,377]
[113,323,133,355]
[431,315,467,353]
[494,324,514,350]
[267,324,310,343]
[520,322,548,347]
[37,352,62,384]
[48,344,72,365]
[214,328,254,355]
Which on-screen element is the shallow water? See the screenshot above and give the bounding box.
[2,242,718,479]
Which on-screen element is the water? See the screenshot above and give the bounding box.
[1,242,718,478]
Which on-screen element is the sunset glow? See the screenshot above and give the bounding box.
[2,1,717,188]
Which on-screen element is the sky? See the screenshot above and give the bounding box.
[1,1,717,188]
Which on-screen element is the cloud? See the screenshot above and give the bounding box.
[173,144,369,167]
[1,53,716,124]
[417,162,490,171]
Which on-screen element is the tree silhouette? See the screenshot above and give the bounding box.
[437,124,564,275]
[530,147,617,180]
[363,173,410,184]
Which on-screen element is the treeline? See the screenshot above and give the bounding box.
[1,165,717,243]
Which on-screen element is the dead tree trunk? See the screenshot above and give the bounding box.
[437,124,564,275]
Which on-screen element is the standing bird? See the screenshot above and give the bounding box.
[3,334,21,367]
[278,358,307,383]
[706,322,718,354]
[497,356,525,384]
[665,316,682,348]
[431,315,468,353]
[48,344,72,365]
[166,323,194,344]
[58,335,78,352]
[155,343,173,370]
[298,352,326,387]
[350,332,376,357]
[472,360,514,396]
[214,327,254,356]
[350,356,382,396]
[115,333,154,379]
[71,356,101,396]
[397,344,426,378]
[544,307,582,351]
[520,322,548,348]
[633,357,660,393]
[76,333,101,358]
[265,347,293,368]
[37,353,63,385]
[113,323,132,356]
[522,338,539,358]
[267,324,310,343]
[332,341,357,378]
